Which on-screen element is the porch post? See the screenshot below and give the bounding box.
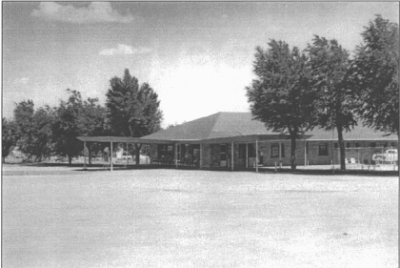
[304,140,307,166]
[83,141,87,170]
[255,139,259,173]
[245,143,249,168]
[125,142,129,167]
[199,143,203,169]
[110,141,113,171]
[231,142,234,171]
[175,143,178,168]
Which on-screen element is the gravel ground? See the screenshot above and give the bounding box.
[2,164,398,268]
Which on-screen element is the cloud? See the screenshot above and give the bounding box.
[31,2,133,24]
[15,77,30,85]
[99,44,152,56]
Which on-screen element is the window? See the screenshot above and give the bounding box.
[271,144,279,158]
[238,144,246,158]
[158,144,171,160]
[220,144,227,161]
[370,142,376,148]
[220,144,227,153]
[318,144,329,156]
[248,144,255,157]
[346,142,351,148]
[355,143,360,148]
[334,143,338,149]
[270,143,284,158]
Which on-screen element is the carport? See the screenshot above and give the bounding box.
[77,136,173,171]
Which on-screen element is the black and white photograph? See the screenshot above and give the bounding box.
[2,1,399,267]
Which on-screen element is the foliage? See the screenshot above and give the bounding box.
[13,100,35,159]
[246,40,316,169]
[306,36,357,170]
[106,69,163,164]
[353,15,399,135]
[12,101,55,161]
[53,89,107,165]
[2,118,18,160]
[106,69,162,137]
[78,97,108,136]
[30,106,56,161]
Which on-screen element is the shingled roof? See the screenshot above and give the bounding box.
[142,112,273,141]
[142,112,397,142]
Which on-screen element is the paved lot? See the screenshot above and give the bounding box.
[2,165,398,268]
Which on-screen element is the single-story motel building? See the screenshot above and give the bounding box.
[78,112,398,171]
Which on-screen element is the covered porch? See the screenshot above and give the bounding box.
[77,136,174,171]
[77,134,302,172]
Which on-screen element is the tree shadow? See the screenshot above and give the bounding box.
[4,162,397,177]
[254,166,398,177]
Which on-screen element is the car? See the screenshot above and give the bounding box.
[372,149,398,164]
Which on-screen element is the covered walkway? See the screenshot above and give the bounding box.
[77,136,173,171]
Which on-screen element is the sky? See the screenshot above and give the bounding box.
[3,2,399,127]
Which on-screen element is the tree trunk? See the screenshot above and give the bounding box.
[68,154,72,166]
[337,124,346,171]
[134,144,142,165]
[290,134,297,170]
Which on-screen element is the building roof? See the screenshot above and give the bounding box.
[142,112,398,142]
[142,112,275,141]
[77,136,174,144]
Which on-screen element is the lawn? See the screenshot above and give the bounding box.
[2,165,398,268]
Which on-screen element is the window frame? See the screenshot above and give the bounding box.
[270,143,279,158]
[318,143,329,156]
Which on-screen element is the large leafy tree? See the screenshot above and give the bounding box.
[53,90,83,165]
[30,106,56,161]
[78,97,107,164]
[246,40,316,170]
[2,118,18,162]
[353,15,399,135]
[53,89,107,165]
[307,36,357,171]
[106,69,162,164]
[14,100,36,159]
[12,100,55,161]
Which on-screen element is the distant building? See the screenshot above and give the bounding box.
[142,112,398,169]
[79,112,398,170]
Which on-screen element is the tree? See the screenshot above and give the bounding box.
[78,97,107,136]
[30,106,55,161]
[106,69,162,164]
[14,100,35,160]
[77,97,107,164]
[53,90,83,165]
[53,89,107,165]
[2,118,18,162]
[246,40,316,170]
[353,15,399,135]
[12,100,55,161]
[307,36,357,171]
